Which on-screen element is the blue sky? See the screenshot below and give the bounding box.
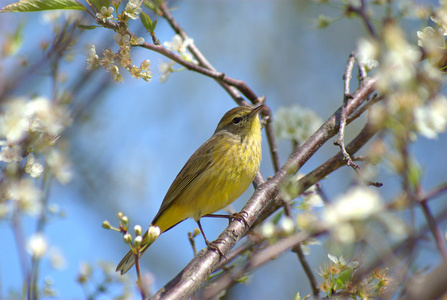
[1,1,446,299]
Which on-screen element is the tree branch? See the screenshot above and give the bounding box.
[150,78,377,300]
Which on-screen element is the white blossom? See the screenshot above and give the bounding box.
[163,35,197,63]
[273,105,323,144]
[0,144,23,163]
[6,179,42,215]
[49,247,66,270]
[0,99,29,144]
[323,186,383,227]
[96,6,114,23]
[414,95,447,139]
[158,60,175,83]
[108,64,123,83]
[27,233,48,258]
[47,149,72,184]
[377,24,420,92]
[261,222,275,239]
[86,45,99,70]
[26,97,71,137]
[24,153,44,178]
[124,0,143,20]
[356,38,379,71]
[280,217,295,235]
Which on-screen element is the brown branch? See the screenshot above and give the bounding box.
[416,182,447,203]
[402,262,447,300]
[283,200,319,297]
[198,230,326,299]
[352,206,447,297]
[333,54,382,187]
[264,108,281,173]
[419,192,447,264]
[213,240,262,272]
[293,244,320,297]
[347,0,378,39]
[150,78,377,300]
[333,53,355,165]
[255,101,380,228]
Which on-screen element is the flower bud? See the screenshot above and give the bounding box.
[134,225,142,235]
[147,226,160,242]
[123,233,132,245]
[193,228,201,237]
[261,222,275,239]
[102,220,111,229]
[280,217,295,235]
[134,235,142,248]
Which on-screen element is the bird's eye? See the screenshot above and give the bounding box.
[232,117,242,124]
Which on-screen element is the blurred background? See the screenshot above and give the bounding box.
[1,0,446,299]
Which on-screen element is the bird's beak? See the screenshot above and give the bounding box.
[251,104,264,116]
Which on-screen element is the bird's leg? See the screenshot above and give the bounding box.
[202,211,249,228]
[196,220,226,260]
[196,219,211,245]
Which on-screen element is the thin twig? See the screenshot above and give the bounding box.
[188,232,198,256]
[346,93,382,123]
[417,182,447,202]
[315,182,331,205]
[135,255,147,300]
[353,206,447,289]
[334,54,382,187]
[347,0,378,38]
[418,184,447,264]
[264,110,281,173]
[357,57,368,84]
[283,203,319,297]
[12,211,29,290]
[334,52,355,166]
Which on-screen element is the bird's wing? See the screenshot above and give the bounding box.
[151,136,219,223]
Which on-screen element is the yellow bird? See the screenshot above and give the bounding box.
[116,105,263,275]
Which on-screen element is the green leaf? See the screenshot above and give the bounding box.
[338,268,353,285]
[408,158,422,189]
[140,12,152,33]
[78,24,100,30]
[4,21,24,55]
[151,18,158,32]
[90,0,110,12]
[143,0,156,11]
[271,210,284,225]
[153,0,163,7]
[1,0,87,13]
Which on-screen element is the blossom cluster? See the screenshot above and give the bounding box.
[103,212,161,253]
[273,105,323,145]
[88,2,150,83]
[158,35,198,83]
[86,34,150,83]
[318,253,392,298]
[357,15,447,141]
[0,97,72,218]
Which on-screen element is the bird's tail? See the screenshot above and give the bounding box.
[116,239,154,275]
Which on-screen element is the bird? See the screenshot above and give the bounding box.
[116,104,263,275]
